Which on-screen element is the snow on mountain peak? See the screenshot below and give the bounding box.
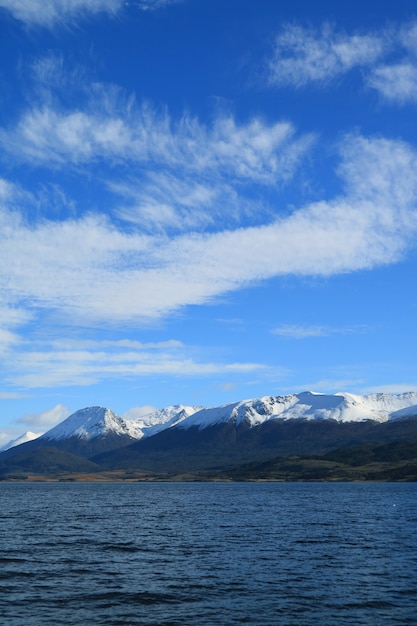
[137,404,203,437]
[41,406,144,441]
[0,431,43,451]
[174,391,417,430]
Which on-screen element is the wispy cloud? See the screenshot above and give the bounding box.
[267,20,417,105]
[365,384,417,394]
[298,379,366,393]
[272,325,368,339]
[0,0,182,27]
[0,392,27,399]
[0,100,311,183]
[368,63,417,104]
[137,0,184,11]
[0,80,314,233]
[2,336,266,389]
[1,134,417,334]
[0,0,123,27]
[52,338,185,350]
[122,406,158,421]
[267,23,387,88]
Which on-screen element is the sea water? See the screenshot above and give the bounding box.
[1,482,416,625]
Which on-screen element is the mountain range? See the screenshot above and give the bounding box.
[1,391,417,479]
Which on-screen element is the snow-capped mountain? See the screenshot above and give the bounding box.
[0,431,42,451]
[2,391,417,476]
[8,406,149,458]
[137,405,202,436]
[90,391,417,474]
[39,404,202,442]
[173,391,417,430]
[7,392,417,448]
[3,392,417,468]
[40,406,144,442]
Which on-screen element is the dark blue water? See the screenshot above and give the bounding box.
[1,482,417,625]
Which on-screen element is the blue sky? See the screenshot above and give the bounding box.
[1,0,417,443]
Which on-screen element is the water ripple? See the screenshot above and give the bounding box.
[1,482,417,625]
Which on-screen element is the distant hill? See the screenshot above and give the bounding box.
[0,446,101,478]
[211,439,417,482]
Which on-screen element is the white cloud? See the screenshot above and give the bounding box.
[0,103,312,186]
[272,325,368,339]
[0,178,17,201]
[0,0,123,27]
[272,326,334,339]
[0,328,21,351]
[266,20,417,106]
[122,405,158,420]
[0,433,12,447]
[0,0,182,27]
[0,96,314,233]
[51,338,184,350]
[137,0,183,10]
[298,379,366,393]
[109,174,233,232]
[1,134,416,334]
[18,403,70,427]
[0,392,27,399]
[368,63,417,104]
[402,22,417,55]
[8,350,265,389]
[268,23,386,88]
[1,334,265,389]
[365,384,417,394]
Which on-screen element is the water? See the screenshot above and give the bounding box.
[1,482,417,625]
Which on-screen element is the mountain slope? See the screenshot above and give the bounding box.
[0,446,101,477]
[93,414,417,473]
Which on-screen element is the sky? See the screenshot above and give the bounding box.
[1,0,417,444]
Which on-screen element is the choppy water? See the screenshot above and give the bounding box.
[1,482,417,625]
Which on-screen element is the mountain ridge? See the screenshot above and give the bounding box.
[4,391,417,452]
[172,391,417,430]
[1,391,417,477]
